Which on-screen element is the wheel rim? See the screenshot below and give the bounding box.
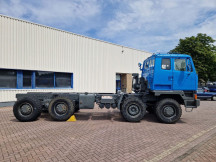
[162,105,176,117]
[128,104,140,116]
[19,103,33,116]
[213,96,216,101]
[54,102,68,116]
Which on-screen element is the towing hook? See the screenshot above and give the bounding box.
[185,107,193,112]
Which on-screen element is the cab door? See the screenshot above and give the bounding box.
[153,57,173,90]
[173,57,196,90]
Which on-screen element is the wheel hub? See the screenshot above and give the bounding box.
[55,103,67,115]
[163,106,175,117]
[20,104,33,115]
[128,105,140,116]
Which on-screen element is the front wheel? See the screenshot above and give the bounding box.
[155,98,182,124]
[121,97,146,122]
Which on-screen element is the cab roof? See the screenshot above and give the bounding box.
[152,53,191,58]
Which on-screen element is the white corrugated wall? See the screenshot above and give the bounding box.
[0,15,152,102]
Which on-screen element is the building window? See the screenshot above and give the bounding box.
[23,71,32,88]
[0,69,17,88]
[161,59,171,70]
[55,73,71,88]
[36,72,54,88]
[0,69,73,89]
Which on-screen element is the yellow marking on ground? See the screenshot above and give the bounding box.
[145,125,216,162]
[67,115,76,121]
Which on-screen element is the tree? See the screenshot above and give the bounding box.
[170,33,216,82]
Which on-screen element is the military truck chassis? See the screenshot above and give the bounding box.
[13,90,199,124]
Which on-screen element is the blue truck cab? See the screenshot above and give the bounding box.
[141,54,198,91]
[132,53,200,120]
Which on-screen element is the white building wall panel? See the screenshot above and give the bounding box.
[0,89,79,102]
[0,15,152,102]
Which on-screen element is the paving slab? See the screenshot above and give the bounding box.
[0,101,216,162]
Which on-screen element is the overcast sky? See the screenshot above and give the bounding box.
[0,0,216,53]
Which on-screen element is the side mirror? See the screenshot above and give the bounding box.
[138,63,142,68]
[138,63,142,70]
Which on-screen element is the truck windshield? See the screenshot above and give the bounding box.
[175,59,186,71]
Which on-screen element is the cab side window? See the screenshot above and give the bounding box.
[152,59,155,67]
[175,59,186,71]
[149,59,152,67]
[149,59,155,68]
[144,61,147,69]
[145,60,149,69]
[186,58,193,72]
[161,59,171,70]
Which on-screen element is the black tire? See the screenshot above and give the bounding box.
[155,98,182,124]
[48,97,75,121]
[121,97,146,122]
[212,96,216,101]
[146,106,154,114]
[13,97,42,122]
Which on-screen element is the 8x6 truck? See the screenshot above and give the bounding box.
[13,54,200,124]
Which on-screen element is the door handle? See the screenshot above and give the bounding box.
[168,76,173,81]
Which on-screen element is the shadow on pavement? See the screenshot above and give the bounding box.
[75,111,161,123]
[10,111,187,124]
[144,113,158,123]
[10,119,19,122]
[10,118,40,122]
[75,110,122,121]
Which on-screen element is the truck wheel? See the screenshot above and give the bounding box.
[121,97,146,122]
[48,97,75,121]
[155,98,182,124]
[13,97,42,122]
[212,96,216,101]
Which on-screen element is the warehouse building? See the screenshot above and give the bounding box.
[0,15,151,103]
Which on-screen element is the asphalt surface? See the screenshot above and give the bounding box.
[0,101,216,162]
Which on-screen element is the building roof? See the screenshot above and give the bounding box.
[0,14,151,54]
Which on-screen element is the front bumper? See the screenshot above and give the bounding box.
[185,99,200,108]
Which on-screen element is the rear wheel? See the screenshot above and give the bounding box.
[121,97,146,122]
[212,96,216,101]
[13,97,42,122]
[155,98,182,124]
[48,97,75,121]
